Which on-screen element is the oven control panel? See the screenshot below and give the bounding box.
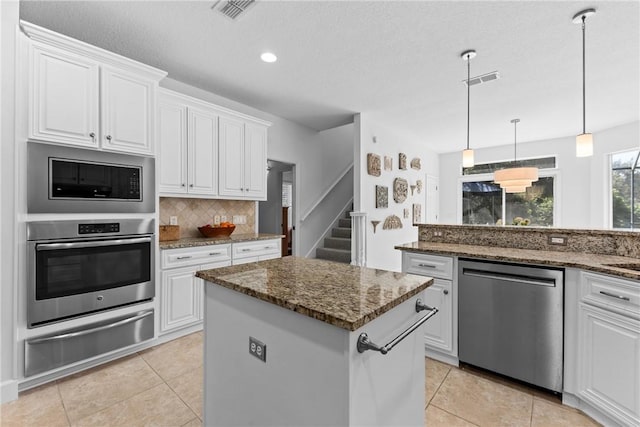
[78,223,120,234]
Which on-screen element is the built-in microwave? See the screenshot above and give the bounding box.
[27,143,155,213]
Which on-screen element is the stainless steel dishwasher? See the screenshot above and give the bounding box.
[458,258,564,392]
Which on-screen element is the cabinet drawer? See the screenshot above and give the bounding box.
[233,239,280,261]
[162,244,231,269]
[403,252,453,280]
[581,272,640,317]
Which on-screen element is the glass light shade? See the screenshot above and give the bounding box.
[462,149,474,168]
[498,179,535,189]
[576,133,593,157]
[494,167,539,184]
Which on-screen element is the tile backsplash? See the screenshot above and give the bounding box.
[159,197,256,238]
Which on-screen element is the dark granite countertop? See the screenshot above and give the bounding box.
[159,233,283,250]
[196,256,433,331]
[396,241,640,282]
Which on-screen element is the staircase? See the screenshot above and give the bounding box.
[315,212,351,264]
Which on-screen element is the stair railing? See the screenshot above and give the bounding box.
[300,163,353,222]
[350,211,367,266]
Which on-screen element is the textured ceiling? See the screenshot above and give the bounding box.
[19,0,640,153]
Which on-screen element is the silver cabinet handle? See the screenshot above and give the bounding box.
[190,184,194,187]
[443,289,449,295]
[357,299,439,355]
[209,252,222,256]
[418,263,437,269]
[105,135,112,141]
[176,255,192,260]
[89,132,96,141]
[599,291,630,301]
[28,311,153,344]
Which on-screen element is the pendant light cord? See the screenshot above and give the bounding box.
[582,15,586,134]
[513,121,518,164]
[466,55,470,150]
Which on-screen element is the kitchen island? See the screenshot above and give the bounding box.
[196,256,435,426]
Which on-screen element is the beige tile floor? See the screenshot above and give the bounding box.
[1,331,600,427]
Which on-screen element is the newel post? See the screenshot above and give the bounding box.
[350,212,367,267]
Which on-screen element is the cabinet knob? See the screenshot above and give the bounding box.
[89,132,96,141]
[181,183,186,187]
[443,289,449,295]
[190,184,194,188]
[106,135,112,141]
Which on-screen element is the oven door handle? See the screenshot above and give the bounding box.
[36,237,152,251]
[27,311,154,344]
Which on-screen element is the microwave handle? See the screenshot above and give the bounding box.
[36,237,151,251]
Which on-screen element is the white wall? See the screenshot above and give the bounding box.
[356,113,439,272]
[438,121,640,229]
[160,79,354,256]
[1,0,19,403]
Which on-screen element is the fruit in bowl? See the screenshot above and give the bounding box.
[198,222,236,238]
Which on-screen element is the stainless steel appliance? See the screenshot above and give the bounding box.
[27,143,155,213]
[27,218,155,328]
[458,258,564,392]
[25,309,154,377]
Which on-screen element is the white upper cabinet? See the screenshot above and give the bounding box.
[22,21,166,156]
[100,67,155,155]
[158,90,218,197]
[29,44,100,148]
[219,116,268,200]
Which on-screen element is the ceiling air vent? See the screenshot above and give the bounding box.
[462,71,500,87]
[213,0,256,20]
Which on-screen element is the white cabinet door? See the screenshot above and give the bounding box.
[188,107,218,196]
[101,67,154,155]
[422,278,453,353]
[158,101,188,194]
[578,303,640,426]
[244,123,267,200]
[29,43,99,148]
[161,266,201,333]
[218,116,245,197]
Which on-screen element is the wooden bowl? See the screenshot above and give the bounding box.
[198,225,236,238]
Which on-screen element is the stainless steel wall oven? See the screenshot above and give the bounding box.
[27,218,155,328]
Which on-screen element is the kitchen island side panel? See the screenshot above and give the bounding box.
[203,283,350,427]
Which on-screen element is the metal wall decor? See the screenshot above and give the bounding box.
[413,204,422,224]
[371,220,381,233]
[410,158,421,170]
[410,184,417,196]
[383,215,403,230]
[416,179,423,194]
[403,208,410,219]
[367,153,381,176]
[375,185,388,208]
[398,153,407,170]
[384,156,392,171]
[393,178,408,203]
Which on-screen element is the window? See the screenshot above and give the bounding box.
[461,157,556,226]
[611,150,640,229]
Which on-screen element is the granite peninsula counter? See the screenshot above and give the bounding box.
[196,256,435,426]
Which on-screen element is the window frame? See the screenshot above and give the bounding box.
[457,169,561,227]
[608,149,640,230]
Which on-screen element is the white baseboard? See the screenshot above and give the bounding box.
[1,379,19,404]
[425,347,459,367]
[562,393,627,427]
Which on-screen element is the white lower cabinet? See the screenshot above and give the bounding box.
[160,244,231,334]
[232,239,281,265]
[575,276,640,426]
[401,252,457,364]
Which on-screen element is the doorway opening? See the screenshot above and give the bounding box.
[259,160,295,257]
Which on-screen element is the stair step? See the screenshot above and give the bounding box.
[345,211,352,219]
[324,236,351,250]
[338,218,351,228]
[332,227,351,238]
[316,247,351,264]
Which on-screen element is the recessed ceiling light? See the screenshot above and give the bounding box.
[260,52,277,63]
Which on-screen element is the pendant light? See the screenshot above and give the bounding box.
[493,119,539,193]
[573,8,596,157]
[461,50,476,168]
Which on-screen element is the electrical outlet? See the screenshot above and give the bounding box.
[548,235,568,246]
[241,215,247,224]
[233,215,241,224]
[249,337,266,362]
[214,215,220,226]
[169,216,178,225]
[221,215,227,223]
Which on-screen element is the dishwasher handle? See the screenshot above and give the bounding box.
[462,268,557,287]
